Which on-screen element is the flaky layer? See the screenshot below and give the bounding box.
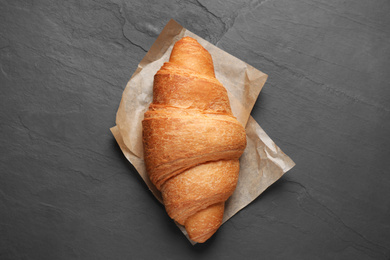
[153,63,231,114]
[161,160,239,225]
[143,110,246,190]
[185,203,225,243]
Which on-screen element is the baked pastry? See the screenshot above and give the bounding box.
[142,37,246,242]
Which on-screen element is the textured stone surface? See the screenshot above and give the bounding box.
[1,0,389,259]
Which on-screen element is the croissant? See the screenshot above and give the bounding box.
[142,37,246,243]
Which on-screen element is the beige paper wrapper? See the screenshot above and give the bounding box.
[111,19,295,243]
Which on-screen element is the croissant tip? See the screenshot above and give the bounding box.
[189,229,218,243]
[178,36,198,43]
[181,36,195,40]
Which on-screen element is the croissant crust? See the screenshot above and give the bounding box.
[142,37,246,243]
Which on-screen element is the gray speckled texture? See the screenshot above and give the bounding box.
[1,0,389,259]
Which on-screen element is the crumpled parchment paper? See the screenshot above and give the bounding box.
[111,19,295,243]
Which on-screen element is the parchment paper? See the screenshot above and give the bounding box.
[111,19,295,243]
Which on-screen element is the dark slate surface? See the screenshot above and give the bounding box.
[1,0,389,259]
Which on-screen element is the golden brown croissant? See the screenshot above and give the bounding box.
[142,37,246,243]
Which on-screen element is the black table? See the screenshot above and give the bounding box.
[1,0,389,259]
